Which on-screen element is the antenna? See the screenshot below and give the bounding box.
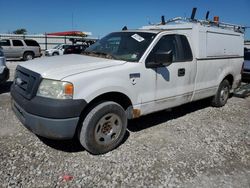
[205,11,210,20]
[161,16,166,25]
[190,7,197,20]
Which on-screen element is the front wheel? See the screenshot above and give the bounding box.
[78,101,127,154]
[211,79,230,107]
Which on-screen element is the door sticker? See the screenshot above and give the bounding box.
[131,34,145,42]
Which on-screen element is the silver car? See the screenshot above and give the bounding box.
[0,39,42,61]
[0,46,9,84]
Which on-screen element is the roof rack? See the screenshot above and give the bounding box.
[165,17,245,33]
[147,8,246,34]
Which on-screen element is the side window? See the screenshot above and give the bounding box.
[24,40,39,46]
[0,39,11,46]
[177,35,193,61]
[147,34,193,63]
[147,35,179,62]
[13,40,24,46]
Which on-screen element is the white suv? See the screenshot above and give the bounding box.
[11,19,244,154]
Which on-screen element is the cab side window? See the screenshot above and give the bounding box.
[147,34,193,63]
[0,39,11,46]
[178,35,193,61]
[13,40,24,46]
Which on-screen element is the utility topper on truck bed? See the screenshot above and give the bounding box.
[11,10,244,154]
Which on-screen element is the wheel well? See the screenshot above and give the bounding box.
[24,51,34,56]
[86,92,132,111]
[75,92,133,138]
[224,74,234,87]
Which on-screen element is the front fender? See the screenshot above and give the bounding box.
[72,76,138,105]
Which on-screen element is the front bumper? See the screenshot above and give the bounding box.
[0,67,9,84]
[45,51,52,56]
[12,100,79,139]
[11,85,87,139]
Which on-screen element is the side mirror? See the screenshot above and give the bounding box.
[146,50,173,68]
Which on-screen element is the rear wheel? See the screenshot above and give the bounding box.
[211,79,230,107]
[23,52,34,61]
[78,101,127,154]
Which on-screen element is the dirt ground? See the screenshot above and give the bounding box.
[0,60,249,187]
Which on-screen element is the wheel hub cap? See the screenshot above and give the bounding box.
[94,113,122,145]
[220,86,229,103]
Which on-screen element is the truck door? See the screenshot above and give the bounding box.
[146,34,196,110]
[12,40,25,58]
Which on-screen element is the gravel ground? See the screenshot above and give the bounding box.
[0,60,250,187]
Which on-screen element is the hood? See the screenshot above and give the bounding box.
[46,49,58,53]
[19,54,126,80]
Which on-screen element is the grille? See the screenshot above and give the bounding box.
[13,66,41,99]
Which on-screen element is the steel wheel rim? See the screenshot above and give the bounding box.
[94,113,122,145]
[27,55,33,60]
[220,86,229,103]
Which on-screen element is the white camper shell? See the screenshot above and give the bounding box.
[142,22,244,59]
[11,17,244,154]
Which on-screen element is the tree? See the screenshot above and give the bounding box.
[13,28,27,35]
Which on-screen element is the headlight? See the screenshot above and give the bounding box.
[37,79,74,99]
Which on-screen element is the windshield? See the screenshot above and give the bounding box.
[244,51,250,60]
[85,32,156,62]
[53,44,62,49]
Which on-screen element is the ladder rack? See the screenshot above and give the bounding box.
[156,17,246,33]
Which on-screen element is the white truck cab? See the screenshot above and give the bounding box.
[11,17,244,154]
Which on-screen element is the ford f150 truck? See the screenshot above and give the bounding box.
[11,16,244,154]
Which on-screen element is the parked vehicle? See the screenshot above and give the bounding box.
[0,46,9,84]
[45,44,70,56]
[0,39,41,61]
[242,49,250,82]
[64,44,88,54]
[11,15,244,154]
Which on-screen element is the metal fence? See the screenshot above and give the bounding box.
[0,33,96,51]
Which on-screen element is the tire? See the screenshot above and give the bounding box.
[211,79,230,107]
[78,101,127,154]
[23,52,34,61]
[52,52,59,56]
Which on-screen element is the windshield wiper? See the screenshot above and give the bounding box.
[82,51,116,59]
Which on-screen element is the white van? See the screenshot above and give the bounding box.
[11,17,244,154]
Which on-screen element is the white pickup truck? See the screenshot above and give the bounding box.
[11,18,244,154]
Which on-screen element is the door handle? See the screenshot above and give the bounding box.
[178,68,185,77]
